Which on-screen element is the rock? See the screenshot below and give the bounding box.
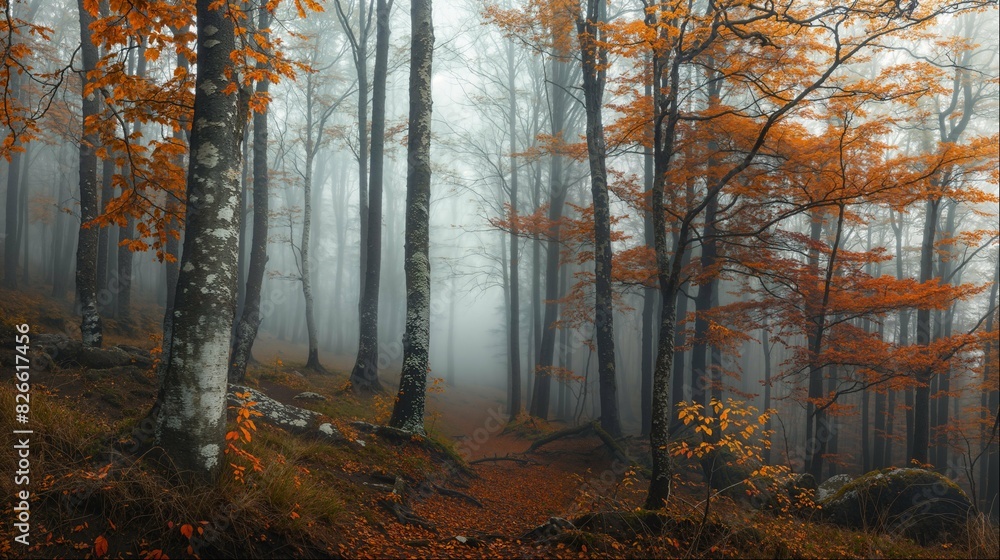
[317,422,344,443]
[228,384,320,434]
[350,421,379,434]
[294,392,327,401]
[453,535,481,548]
[28,333,153,371]
[817,473,853,502]
[521,517,576,541]
[820,468,972,544]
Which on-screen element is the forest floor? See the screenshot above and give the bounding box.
[0,286,996,559]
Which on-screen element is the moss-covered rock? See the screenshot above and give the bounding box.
[817,473,853,502]
[820,468,972,544]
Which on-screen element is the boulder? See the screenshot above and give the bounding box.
[820,468,972,544]
[817,473,853,502]
[294,391,327,401]
[30,333,153,371]
[228,384,321,434]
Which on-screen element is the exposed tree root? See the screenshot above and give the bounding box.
[430,483,484,508]
[526,421,651,477]
[379,499,436,531]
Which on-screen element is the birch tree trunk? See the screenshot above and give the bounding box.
[389,0,433,434]
[155,0,244,478]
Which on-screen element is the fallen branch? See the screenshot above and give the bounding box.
[526,423,594,453]
[590,421,631,466]
[469,455,537,466]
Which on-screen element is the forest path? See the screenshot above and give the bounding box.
[343,380,620,558]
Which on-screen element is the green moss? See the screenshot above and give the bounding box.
[823,468,973,545]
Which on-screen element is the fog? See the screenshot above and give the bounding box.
[2,0,999,522]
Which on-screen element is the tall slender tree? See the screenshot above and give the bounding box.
[506,36,522,416]
[230,7,273,383]
[389,0,434,433]
[76,0,103,347]
[578,0,621,438]
[350,0,393,392]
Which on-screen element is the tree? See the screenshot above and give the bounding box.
[527,1,578,420]
[577,0,621,438]
[389,0,433,433]
[350,0,394,392]
[506,31,522,416]
[909,12,997,466]
[76,0,103,348]
[155,0,245,477]
[230,6,273,383]
[637,0,993,509]
[2,0,45,290]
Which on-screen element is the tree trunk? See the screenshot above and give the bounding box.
[350,0,392,391]
[981,254,998,519]
[578,0,621,438]
[528,55,571,420]
[96,157,114,303]
[301,118,321,370]
[911,197,940,465]
[115,40,149,322]
[932,199,957,468]
[640,70,655,436]
[506,38,522,416]
[229,7,272,384]
[116,216,134,319]
[388,0,433,434]
[646,40,685,507]
[155,0,243,478]
[75,0,103,348]
[4,127,22,288]
[762,321,773,464]
[691,195,719,409]
[805,211,825,479]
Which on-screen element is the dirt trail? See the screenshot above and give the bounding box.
[344,379,619,558]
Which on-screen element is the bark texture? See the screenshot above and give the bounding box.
[155,0,243,478]
[76,0,103,348]
[350,0,393,392]
[389,0,433,434]
[229,7,272,383]
[578,0,621,438]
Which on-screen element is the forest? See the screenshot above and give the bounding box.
[0,0,998,558]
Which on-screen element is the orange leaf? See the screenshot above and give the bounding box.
[94,535,109,557]
[179,524,193,539]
